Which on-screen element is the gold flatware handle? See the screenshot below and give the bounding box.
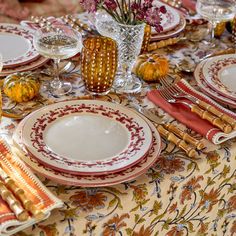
[148,37,181,51]
[197,100,236,129]
[191,104,232,133]
[4,176,45,220]
[164,123,204,150]
[0,182,29,221]
[157,125,197,158]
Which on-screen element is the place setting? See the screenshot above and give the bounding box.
[0,23,49,77]
[150,1,186,41]
[194,54,236,108]
[1,0,235,192]
[1,0,236,235]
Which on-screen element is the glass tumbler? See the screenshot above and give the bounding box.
[81,36,118,95]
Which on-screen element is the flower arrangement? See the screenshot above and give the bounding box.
[80,0,167,32]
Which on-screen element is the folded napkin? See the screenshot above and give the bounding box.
[147,79,236,144]
[0,138,63,236]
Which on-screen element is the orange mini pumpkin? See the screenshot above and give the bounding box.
[133,54,169,82]
[3,72,40,103]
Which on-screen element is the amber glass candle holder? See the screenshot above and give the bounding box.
[81,36,118,95]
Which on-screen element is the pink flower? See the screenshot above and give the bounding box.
[80,0,98,12]
[145,7,164,32]
[143,0,154,8]
[160,5,167,13]
[145,7,161,24]
[131,2,140,11]
[104,0,118,10]
[80,0,166,31]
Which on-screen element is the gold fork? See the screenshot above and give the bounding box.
[159,85,232,133]
[159,77,236,130]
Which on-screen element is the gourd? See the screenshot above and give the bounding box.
[132,54,169,82]
[3,72,40,103]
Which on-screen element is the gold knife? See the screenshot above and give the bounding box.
[131,103,204,150]
[0,180,29,221]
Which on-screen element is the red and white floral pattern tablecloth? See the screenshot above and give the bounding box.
[0,24,236,236]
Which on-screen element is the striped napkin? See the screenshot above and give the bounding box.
[147,79,236,144]
[0,138,63,236]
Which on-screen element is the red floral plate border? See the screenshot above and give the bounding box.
[0,56,49,77]
[151,1,181,33]
[151,14,186,41]
[0,24,40,68]
[202,54,236,101]
[13,112,161,187]
[21,100,153,175]
[194,60,236,108]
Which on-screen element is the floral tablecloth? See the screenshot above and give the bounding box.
[0,24,236,236]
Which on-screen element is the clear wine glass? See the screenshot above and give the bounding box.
[33,25,82,96]
[196,0,236,47]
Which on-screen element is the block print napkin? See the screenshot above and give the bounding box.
[0,138,63,236]
[147,79,236,144]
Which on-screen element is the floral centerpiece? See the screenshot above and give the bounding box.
[80,0,166,32]
[80,0,167,93]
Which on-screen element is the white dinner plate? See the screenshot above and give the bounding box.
[21,100,153,175]
[151,14,186,41]
[0,24,39,68]
[194,60,236,108]
[13,111,161,187]
[151,1,180,33]
[202,54,236,100]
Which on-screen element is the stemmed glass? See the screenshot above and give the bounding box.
[196,0,236,47]
[33,25,82,96]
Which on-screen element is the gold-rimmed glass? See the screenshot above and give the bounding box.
[196,0,235,47]
[33,25,82,96]
[81,36,118,95]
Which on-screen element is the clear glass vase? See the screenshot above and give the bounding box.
[95,12,145,93]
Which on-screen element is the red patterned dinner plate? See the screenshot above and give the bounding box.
[0,56,48,77]
[194,60,236,108]
[13,112,161,187]
[202,54,236,101]
[21,100,153,175]
[0,24,39,68]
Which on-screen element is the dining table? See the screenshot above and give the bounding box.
[0,14,236,236]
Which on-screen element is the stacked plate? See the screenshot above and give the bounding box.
[13,100,161,187]
[150,1,186,42]
[194,54,236,108]
[0,23,48,76]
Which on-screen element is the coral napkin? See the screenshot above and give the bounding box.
[0,138,63,236]
[147,80,236,144]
